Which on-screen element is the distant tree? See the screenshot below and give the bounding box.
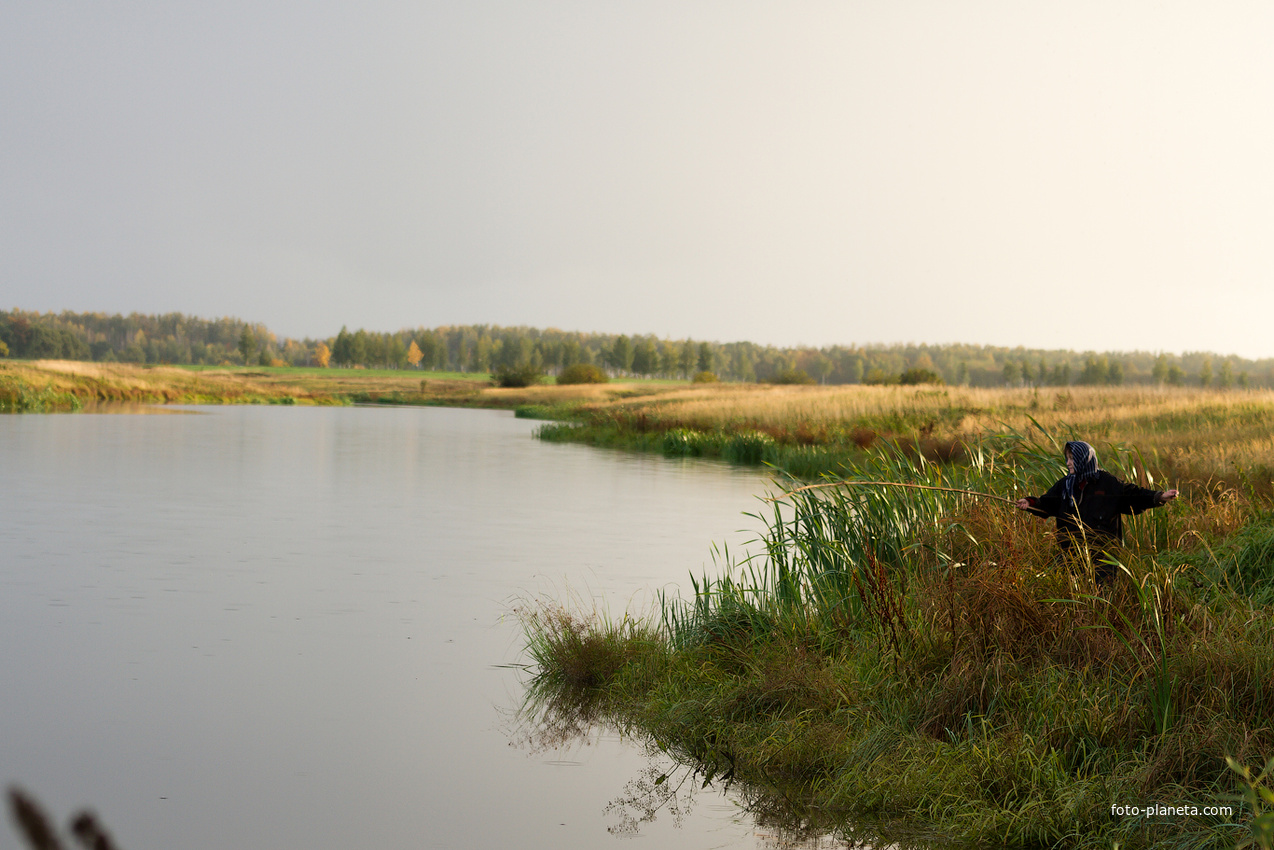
[1199,356,1213,388]
[0,340,8,357]
[1219,360,1234,389]
[387,336,407,369]
[697,342,713,374]
[806,353,832,384]
[407,341,423,368]
[631,338,656,376]
[257,350,271,367]
[1107,360,1124,385]
[1152,355,1169,385]
[692,371,718,384]
[608,335,634,373]
[678,340,696,378]
[1002,361,1021,386]
[350,330,369,366]
[956,361,969,386]
[1166,364,1185,386]
[238,326,256,365]
[332,328,352,365]
[314,343,331,368]
[1077,357,1108,386]
[1239,371,1251,389]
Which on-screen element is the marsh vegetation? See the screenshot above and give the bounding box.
[523,421,1274,848]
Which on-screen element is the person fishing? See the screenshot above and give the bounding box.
[1015,440,1178,583]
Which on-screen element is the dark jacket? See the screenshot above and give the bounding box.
[1024,470,1165,553]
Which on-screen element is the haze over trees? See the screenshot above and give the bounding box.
[2,308,1271,389]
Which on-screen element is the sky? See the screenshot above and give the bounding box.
[3,1,1272,357]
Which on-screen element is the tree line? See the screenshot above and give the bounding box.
[3,308,1271,389]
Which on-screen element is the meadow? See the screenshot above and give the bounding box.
[531,382,1274,495]
[0,359,679,411]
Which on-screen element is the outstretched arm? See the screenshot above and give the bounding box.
[1119,480,1179,515]
[1016,494,1056,517]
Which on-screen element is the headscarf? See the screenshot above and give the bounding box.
[1062,440,1100,507]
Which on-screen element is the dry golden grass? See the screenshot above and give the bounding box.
[2,360,312,403]
[8,361,1274,487]
[557,383,1274,489]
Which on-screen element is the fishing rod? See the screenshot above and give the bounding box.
[767,479,1017,505]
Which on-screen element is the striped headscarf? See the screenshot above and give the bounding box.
[1062,440,1100,506]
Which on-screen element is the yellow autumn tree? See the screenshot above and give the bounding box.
[407,340,423,368]
[314,343,331,368]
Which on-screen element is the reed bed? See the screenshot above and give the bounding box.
[522,430,1274,849]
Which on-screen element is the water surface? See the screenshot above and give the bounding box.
[1,405,807,848]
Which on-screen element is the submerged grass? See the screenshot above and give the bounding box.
[522,429,1274,848]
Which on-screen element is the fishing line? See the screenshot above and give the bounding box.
[766,479,1017,505]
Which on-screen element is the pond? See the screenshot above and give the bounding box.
[1,405,838,848]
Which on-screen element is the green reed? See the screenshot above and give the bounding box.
[523,427,1274,848]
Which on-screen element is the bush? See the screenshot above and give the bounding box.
[557,363,608,385]
[768,368,815,385]
[898,368,944,386]
[692,371,718,384]
[492,365,545,388]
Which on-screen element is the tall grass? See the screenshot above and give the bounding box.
[523,429,1274,848]
[534,384,1274,493]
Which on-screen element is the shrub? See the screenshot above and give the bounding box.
[557,363,608,385]
[769,368,815,385]
[898,368,944,386]
[492,365,545,388]
[692,371,718,384]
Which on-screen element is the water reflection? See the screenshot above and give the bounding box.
[508,678,881,849]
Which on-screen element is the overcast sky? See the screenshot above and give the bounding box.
[3,2,1271,356]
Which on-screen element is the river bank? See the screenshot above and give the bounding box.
[523,427,1274,849]
[0,360,685,412]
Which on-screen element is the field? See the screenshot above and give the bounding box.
[530,382,1274,497]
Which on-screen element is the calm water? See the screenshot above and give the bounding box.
[0,405,814,849]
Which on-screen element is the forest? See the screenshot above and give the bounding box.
[2,308,1271,389]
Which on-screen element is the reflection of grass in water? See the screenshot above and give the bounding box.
[522,430,1274,849]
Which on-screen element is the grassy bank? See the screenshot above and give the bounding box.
[521,431,1274,849]
[0,360,348,410]
[534,383,1274,493]
[0,359,688,412]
